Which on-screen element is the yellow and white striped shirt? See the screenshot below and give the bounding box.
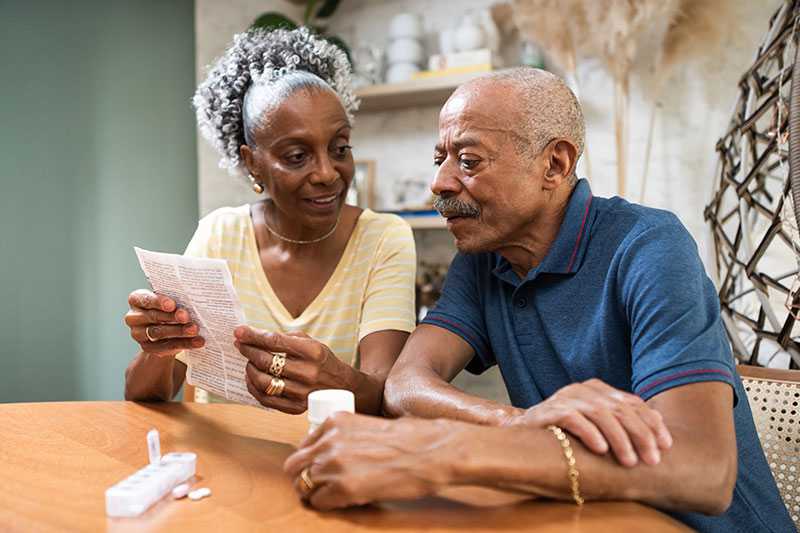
[177,205,416,402]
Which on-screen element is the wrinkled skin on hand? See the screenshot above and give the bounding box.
[284,412,464,510]
[504,378,672,467]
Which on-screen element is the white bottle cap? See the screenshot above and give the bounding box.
[307,389,355,432]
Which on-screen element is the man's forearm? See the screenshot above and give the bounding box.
[451,382,739,515]
[383,366,522,424]
[448,422,736,515]
[287,403,737,514]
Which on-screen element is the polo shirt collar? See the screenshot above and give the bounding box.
[492,179,595,284]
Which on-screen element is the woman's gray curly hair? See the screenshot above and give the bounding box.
[193,27,357,178]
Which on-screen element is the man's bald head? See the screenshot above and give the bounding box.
[453,68,585,180]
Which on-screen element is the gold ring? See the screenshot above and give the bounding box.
[299,466,315,496]
[269,353,286,378]
[145,326,157,342]
[265,376,285,396]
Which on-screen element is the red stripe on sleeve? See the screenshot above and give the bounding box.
[425,316,486,355]
[637,368,732,397]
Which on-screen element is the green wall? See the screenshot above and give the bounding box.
[0,0,198,402]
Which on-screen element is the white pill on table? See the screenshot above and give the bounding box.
[188,487,211,500]
[172,483,190,499]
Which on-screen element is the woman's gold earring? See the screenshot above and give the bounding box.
[249,175,264,194]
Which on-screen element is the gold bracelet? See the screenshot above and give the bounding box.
[546,425,585,506]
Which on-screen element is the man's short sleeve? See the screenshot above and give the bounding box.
[421,253,494,373]
[621,220,737,402]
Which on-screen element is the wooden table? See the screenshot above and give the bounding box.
[0,402,691,532]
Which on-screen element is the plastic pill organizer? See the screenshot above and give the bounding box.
[107,390,354,517]
[105,429,197,517]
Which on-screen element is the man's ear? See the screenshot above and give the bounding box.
[543,139,578,189]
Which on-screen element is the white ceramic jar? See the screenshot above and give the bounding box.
[454,14,486,52]
[438,25,457,55]
[386,37,424,65]
[388,12,423,40]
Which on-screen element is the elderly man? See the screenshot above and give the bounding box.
[284,68,792,531]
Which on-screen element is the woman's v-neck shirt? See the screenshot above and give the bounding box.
[177,205,417,402]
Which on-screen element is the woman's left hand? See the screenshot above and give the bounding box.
[234,325,342,414]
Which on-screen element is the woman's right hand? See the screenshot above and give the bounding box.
[125,289,204,356]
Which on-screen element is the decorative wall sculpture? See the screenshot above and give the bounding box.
[705,0,800,368]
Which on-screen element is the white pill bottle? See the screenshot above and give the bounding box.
[307,389,355,434]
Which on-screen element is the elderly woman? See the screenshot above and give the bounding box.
[123,28,416,414]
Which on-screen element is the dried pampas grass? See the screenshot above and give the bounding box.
[511,0,675,197]
[658,0,736,80]
[510,0,582,74]
[640,0,739,203]
[510,0,732,200]
[581,0,679,198]
[581,0,679,94]
[509,0,593,181]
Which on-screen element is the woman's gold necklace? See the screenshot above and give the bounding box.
[262,203,339,244]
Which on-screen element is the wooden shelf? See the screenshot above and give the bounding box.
[353,69,494,112]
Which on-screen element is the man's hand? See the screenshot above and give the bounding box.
[285,382,734,515]
[506,379,673,467]
[284,412,461,510]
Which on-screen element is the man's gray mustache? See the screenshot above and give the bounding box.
[433,196,481,217]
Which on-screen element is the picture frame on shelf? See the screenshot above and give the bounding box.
[347,159,375,210]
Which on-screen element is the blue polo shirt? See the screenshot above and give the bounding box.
[422,179,792,532]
